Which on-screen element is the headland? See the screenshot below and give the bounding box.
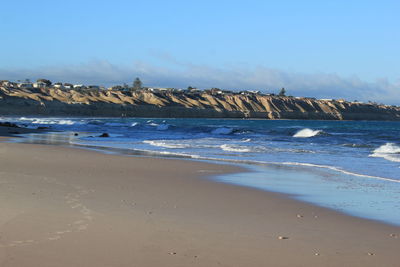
[1,80,399,120]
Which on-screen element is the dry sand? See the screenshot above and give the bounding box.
[0,135,399,266]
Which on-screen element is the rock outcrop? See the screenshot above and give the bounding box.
[1,87,399,120]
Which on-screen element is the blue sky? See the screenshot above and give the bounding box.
[1,0,399,103]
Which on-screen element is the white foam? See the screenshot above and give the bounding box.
[220,144,252,153]
[293,128,322,138]
[16,117,75,125]
[35,119,75,125]
[147,122,170,130]
[143,140,189,149]
[369,143,400,163]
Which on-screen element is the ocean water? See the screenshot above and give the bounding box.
[3,116,400,225]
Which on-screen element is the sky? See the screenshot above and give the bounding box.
[0,0,399,104]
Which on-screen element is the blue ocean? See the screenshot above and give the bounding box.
[3,116,400,225]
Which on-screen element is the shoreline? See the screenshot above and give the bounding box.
[5,128,400,226]
[0,133,399,266]
[8,129,400,226]
[0,125,45,137]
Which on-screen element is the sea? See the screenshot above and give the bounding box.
[2,116,400,226]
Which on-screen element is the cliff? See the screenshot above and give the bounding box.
[1,86,400,120]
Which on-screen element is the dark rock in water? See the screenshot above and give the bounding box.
[74,133,79,136]
[99,133,110,137]
[37,126,50,130]
[9,131,20,134]
[0,122,19,128]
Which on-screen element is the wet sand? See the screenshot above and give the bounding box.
[0,139,399,266]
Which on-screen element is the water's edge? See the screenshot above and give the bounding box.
[8,131,400,227]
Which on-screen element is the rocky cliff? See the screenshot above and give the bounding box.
[1,87,399,120]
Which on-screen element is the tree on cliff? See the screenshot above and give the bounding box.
[279,88,286,96]
[132,78,143,91]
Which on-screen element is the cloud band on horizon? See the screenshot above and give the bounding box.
[1,60,399,105]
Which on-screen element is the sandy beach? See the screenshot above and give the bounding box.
[0,129,399,266]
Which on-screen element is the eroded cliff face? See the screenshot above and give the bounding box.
[1,87,399,120]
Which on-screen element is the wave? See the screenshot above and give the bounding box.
[192,155,400,184]
[277,161,400,183]
[293,128,323,138]
[342,143,374,148]
[104,122,129,127]
[143,140,189,149]
[70,142,200,159]
[147,122,170,130]
[19,118,75,125]
[220,144,252,153]
[369,143,400,163]
[212,127,234,135]
[160,153,399,184]
[156,123,170,131]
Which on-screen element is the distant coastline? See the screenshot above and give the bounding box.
[1,79,400,120]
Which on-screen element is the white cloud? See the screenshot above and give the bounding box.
[1,60,399,105]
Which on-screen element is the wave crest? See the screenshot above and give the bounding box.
[369,143,400,162]
[21,118,75,125]
[220,144,252,152]
[293,128,322,138]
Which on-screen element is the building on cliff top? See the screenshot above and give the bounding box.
[33,82,48,88]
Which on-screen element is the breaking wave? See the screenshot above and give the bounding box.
[220,144,252,153]
[148,122,170,130]
[369,143,400,163]
[293,128,323,138]
[18,117,76,125]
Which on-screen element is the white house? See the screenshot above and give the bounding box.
[63,83,74,89]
